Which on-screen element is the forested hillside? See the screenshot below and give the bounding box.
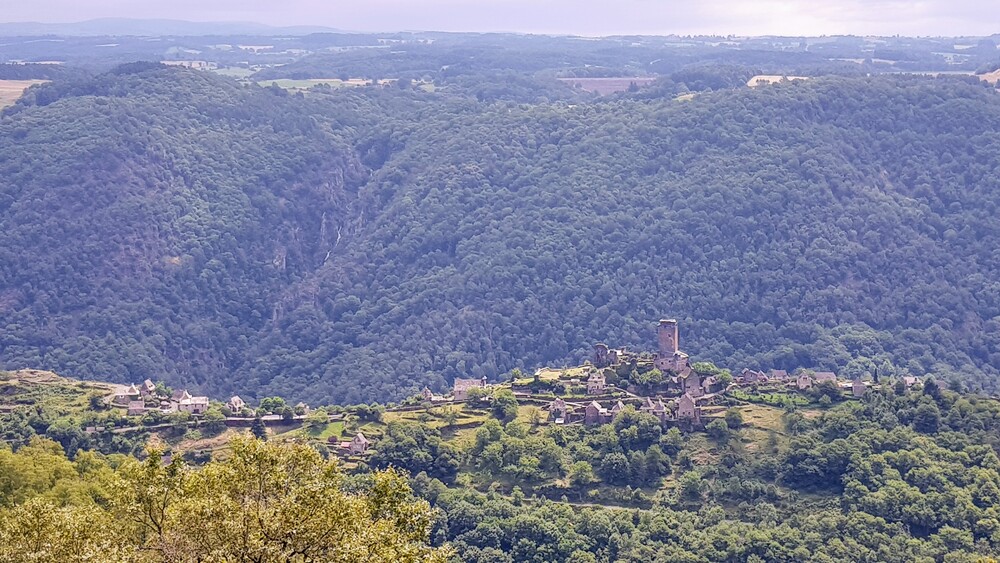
[251,73,1000,402]
[0,64,377,396]
[1,65,999,403]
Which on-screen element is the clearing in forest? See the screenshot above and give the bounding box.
[747,75,809,87]
[739,404,786,432]
[0,79,47,108]
[259,78,394,90]
[557,76,659,95]
[979,69,1000,85]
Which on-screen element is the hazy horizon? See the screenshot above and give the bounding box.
[2,0,999,37]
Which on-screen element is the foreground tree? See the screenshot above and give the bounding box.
[250,415,267,440]
[141,436,447,561]
[0,498,140,562]
[0,436,450,562]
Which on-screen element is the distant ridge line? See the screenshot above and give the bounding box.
[0,18,341,37]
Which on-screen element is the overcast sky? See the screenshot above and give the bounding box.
[4,0,999,37]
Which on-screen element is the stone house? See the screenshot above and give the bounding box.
[655,351,691,374]
[453,377,487,401]
[702,376,724,394]
[348,432,370,455]
[586,372,607,395]
[141,379,157,398]
[680,371,704,397]
[420,388,445,403]
[814,371,837,384]
[640,397,669,423]
[610,400,626,417]
[113,384,141,405]
[178,396,210,415]
[127,400,147,416]
[769,369,788,381]
[676,393,701,425]
[796,374,813,390]
[549,398,568,420]
[852,379,866,398]
[740,368,767,384]
[584,401,609,425]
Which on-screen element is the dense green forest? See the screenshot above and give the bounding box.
[1,64,1000,403]
[0,63,82,80]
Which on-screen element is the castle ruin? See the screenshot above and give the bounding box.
[653,319,690,373]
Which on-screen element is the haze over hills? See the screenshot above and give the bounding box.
[0,18,339,37]
[1,64,999,403]
[5,0,1000,36]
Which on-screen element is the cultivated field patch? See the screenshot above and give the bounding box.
[0,79,47,108]
[739,403,785,432]
[747,75,809,87]
[979,69,1000,85]
[558,76,659,95]
[258,78,394,90]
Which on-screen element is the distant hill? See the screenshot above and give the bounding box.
[0,18,338,37]
[1,67,999,403]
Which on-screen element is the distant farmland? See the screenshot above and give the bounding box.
[258,78,394,90]
[257,78,441,94]
[558,76,658,95]
[0,80,47,108]
[978,69,1000,85]
[747,75,810,88]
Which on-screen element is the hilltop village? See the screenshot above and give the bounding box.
[19,317,923,468]
[111,318,897,436]
[425,319,894,431]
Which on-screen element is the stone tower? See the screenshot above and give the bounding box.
[657,319,678,356]
[593,343,611,368]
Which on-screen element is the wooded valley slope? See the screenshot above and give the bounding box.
[1,66,998,403]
